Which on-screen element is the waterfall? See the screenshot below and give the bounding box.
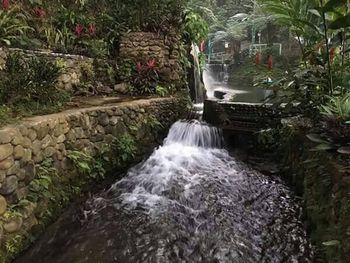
[191,44,206,103]
[203,63,233,100]
[16,120,312,263]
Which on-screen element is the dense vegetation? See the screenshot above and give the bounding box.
[0,0,187,56]
[0,0,205,126]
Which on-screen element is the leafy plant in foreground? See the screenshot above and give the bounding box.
[67,150,106,180]
[128,58,160,95]
[321,94,350,122]
[112,133,137,166]
[0,52,67,107]
[318,93,350,145]
[0,8,32,46]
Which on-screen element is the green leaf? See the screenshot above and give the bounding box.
[329,14,350,29]
[337,147,350,155]
[308,9,321,18]
[322,240,340,246]
[306,134,329,144]
[1,39,11,46]
[310,143,335,151]
[323,0,347,12]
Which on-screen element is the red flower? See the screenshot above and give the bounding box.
[147,58,156,69]
[267,55,273,70]
[136,62,143,73]
[75,24,84,36]
[88,24,96,35]
[2,0,10,11]
[32,7,46,18]
[329,47,335,64]
[255,52,261,65]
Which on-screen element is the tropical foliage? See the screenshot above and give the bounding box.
[257,0,350,147]
[0,0,188,56]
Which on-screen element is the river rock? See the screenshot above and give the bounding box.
[114,83,128,94]
[0,176,18,195]
[0,130,13,144]
[41,135,53,149]
[4,217,23,233]
[0,144,13,161]
[32,140,42,155]
[18,125,29,137]
[22,137,32,148]
[66,130,76,142]
[12,135,24,146]
[0,157,14,170]
[13,145,25,160]
[56,134,66,144]
[44,147,56,158]
[6,161,20,176]
[110,117,119,126]
[28,129,37,141]
[74,128,86,139]
[0,171,5,183]
[22,149,32,162]
[98,113,110,126]
[23,162,36,184]
[0,195,7,215]
[36,125,49,140]
[17,169,26,181]
[33,152,44,164]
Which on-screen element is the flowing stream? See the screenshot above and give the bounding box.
[16,120,312,263]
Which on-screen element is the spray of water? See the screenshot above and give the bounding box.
[16,120,312,263]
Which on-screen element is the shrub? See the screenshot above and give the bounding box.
[112,133,137,166]
[0,52,67,106]
[0,8,32,46]
[128,58,160,95]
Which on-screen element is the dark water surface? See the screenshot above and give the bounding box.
[15,121,312,263]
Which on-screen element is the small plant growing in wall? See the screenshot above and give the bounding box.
[144,114,164,137]
[27,160,57,203]
[112,133,137,167]
[67,150,106,180]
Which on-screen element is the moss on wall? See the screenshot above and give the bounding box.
[259,127,350,263]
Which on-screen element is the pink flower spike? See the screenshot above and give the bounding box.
[2,0,10,11]
[136,62,143,73]
[147,58,156,69]
[33,7,47,18]
[75,24,84,36]
[88,24,96,35]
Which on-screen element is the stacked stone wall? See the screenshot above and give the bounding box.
[0,97,188,261]
[0,48,117,92]
[119,32,184,84]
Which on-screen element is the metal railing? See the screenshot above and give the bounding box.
[249,43,282,55]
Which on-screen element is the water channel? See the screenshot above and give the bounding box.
[15,62,313,263]
[15,119,312,263]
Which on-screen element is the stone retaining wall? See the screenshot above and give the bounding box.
[276,130,350,262]
[119,32,184,84]
[0,97,188,262]
[0,48,117,92]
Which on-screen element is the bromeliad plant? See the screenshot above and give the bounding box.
[320,94,350,144]
[128,58,160,95]
[305,93,350,154]
[0,7,32,46]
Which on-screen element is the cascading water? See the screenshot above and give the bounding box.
[16,121,312,263]
[203,64,235,100]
